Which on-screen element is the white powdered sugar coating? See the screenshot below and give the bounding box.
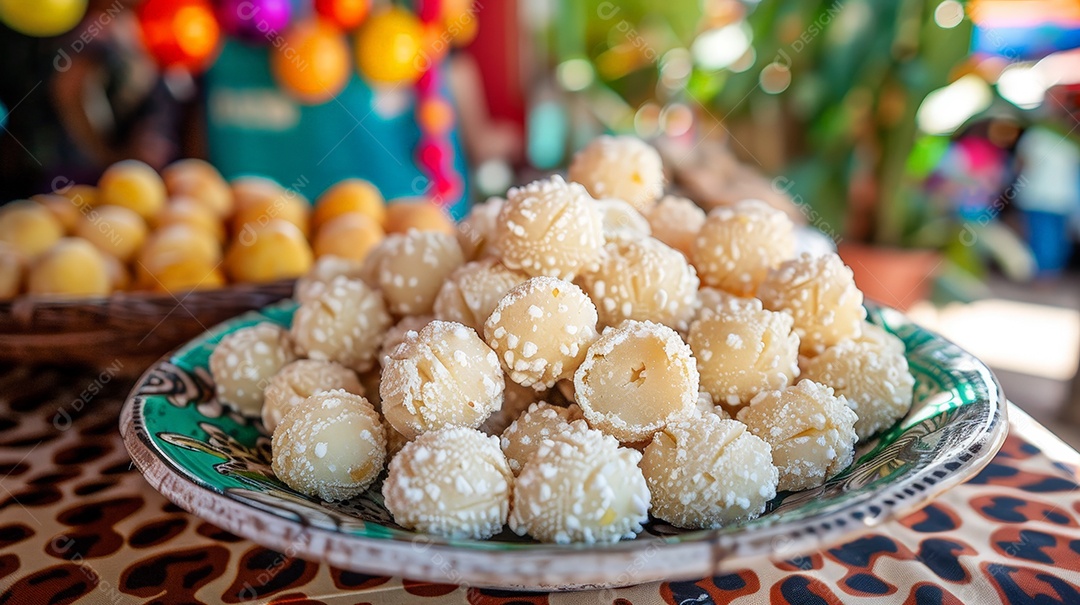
[495,175,604,280]
[378,315,433,368]
[593,198,652,242]
[737,379,858,492]
[364,230,464,316]
[641,415,778,529]
[210,322,297,416]
[802,336,914,441]
[509,421,650,544]
[500,401,584,474]
[271,389,386,501]
[696,287,764,320]
[483,277,599,390]
[757,252,866,356]
[568,135,664,211]
[691,199,796,296]
[644,195,706,257]
[573,320,698,443]
[294,255,366,304]
[433,259,528,333]
[457,196,505,260]
[383,427,512,540]
[578,237,701,332]
[262,359,363,432]
[290,275,391,373]
[381,320,505,439]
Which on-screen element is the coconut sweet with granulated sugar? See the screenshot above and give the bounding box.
[568,135,665,212]
[499,401,584,474]
[456,196,504,260]
[644,195,706,257]
[362,230,464,316]
[210,322,297,416]
[261,359,363,432]
[691,199,795,297]
[290,275,390,373]
[293,255,365,304]
[378,315,433,368]
[593,197,652,242]
[433,259,527,333]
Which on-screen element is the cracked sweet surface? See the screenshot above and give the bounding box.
[691,199,795,296]
[363,230,464,316]
[262,359,363,433]
[568,135,664,211]
[644,195,705,257]
[457,196,504,260]
[210,323,297,416]
[379,315,433,368]
[383,427,512,540]
[271,389,386,501]
[434,259,527,333]
[500,401,584,474]
[593,198,651,242]
[290,275,391,373]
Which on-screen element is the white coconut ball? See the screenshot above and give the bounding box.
[210,323,297,416]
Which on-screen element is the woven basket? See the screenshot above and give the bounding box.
[0,280,295,374]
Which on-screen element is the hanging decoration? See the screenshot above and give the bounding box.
[314,0,371,30]
[0,0,87,37]
[217,0,292,44]
[271,18,351,104]
[137,0,221,72]
[354,6,426,85]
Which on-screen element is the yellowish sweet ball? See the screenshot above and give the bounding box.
[262,359,364,433]
[574,320,698,443]
[758,252,866,356]
[568,135,664,211]
[641,415,778,529]
[225,219,313,284]
[136,225,222,291]
[484,276,599,390]
[509,421,650,544]
[0,200,64,258]
[383,427,512,539]
[737,380,858,492]
[31,194,81,233]
[456,196,503,260]
[293,255,366,304]
[578,237,700,332]
[272,390,386,501]
[75,204,148,263]
[495,175,604,281]
[231,192,311,239]
[378,314,433,367]
[290,275,391,373]
[854,322,906,357]
[802,338,914,441]
[209,323,298,416]
[593,198,651,242]
[691,199,796,296]
[313,179,386,231]
[230,176,285,211]
[433,258,527,333]
[157,198,226,243]
[312,212,384,262]
[27,238,111,298]
[499,401,583,474]
[381,320,505,439]
[688,305,800,412]
[362,230,464,316]
[696,287,763,319]
[162,159,234,218]
[97,160,167,221]
[645,195,705,257]
[0,243,25,299]
[384,199,455,235]
[101,253,131,292]
[60,185,98,210]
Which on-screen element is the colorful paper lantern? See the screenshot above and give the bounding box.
[354,7,425,85]
[315,0,371,30]
[271,19,351,104]
[137,0,221,72]
[217,0,291,43]
[0,0,86,37]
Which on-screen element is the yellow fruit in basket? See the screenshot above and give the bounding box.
[313,212,384,261]
[0,200,65,258]
[101,253,131,291]
[384,199,454,235]
[31,194,81,233]
[59,184,98,210]
[0,242,26,299]
[225,219,313,283]
[162,159,233,218]
[74,204,148,263]
[158,197,226,243]
[313,179,386,231]
[231,176,285,210]
[27,238,111,298]
[151,259,226,294]
[231,193,311,238]
[136,224,222,288]
[98,160,167,221]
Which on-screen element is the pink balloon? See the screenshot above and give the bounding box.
[217,0,292,43]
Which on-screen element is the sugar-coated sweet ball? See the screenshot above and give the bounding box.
[484,277,599,390]
[27,238,111,298]
[509,421,650,544]
[499,401,583,474]
[271,390,386,501]
[641,415,778,529]
[574,320,698,442]
[688,305,800,412]
[854,322,906,356]
[293,255,366,304]
[457,196,503,260]
[757,253,866,356]
[0,243,24,299]
[433,259,526,333]
[495,175,604,281]
[479,380,544,438]
[578,237,700,332]
[593,198,651,242]
[691,199,795,296]
[644,195,705,257]
[290,275,391,373]
[378,314,433,366]
[75,205,148,262]
[568,135,664,211]
[802,338,914,441]
[696,287,763,319]
[262,359,364,433]
[363,230,464,316]
[210,323,298,416]
[383,427,512,539]
[695,390,732,419]
[381,320,505,439]
[98,160,166,221]
[0,200,63,258]
[737,380,858,492]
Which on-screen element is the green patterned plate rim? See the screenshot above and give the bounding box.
[120,301,1008,590]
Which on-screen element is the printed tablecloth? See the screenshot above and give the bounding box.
[2,364,1080,604]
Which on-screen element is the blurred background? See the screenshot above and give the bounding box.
[1,0,1079,442]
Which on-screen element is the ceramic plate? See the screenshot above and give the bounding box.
[120,302,1007,590]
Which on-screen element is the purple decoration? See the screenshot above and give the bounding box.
[217,0,292,43]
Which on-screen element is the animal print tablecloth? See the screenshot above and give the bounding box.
[2,364,1080,604]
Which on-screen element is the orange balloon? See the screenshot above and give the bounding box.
[272,19,351,104]
[354,7,425,84]
[314,0,370,30]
